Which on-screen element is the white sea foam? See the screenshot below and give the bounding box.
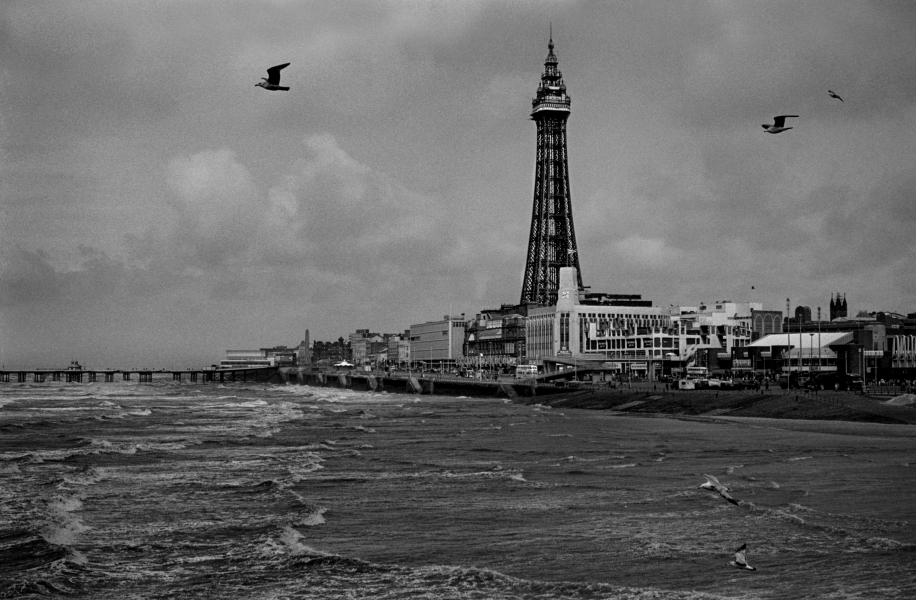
[49,496,83,513]
[259,526,334,558]
[301,507,327,526]
[42,496,89,546]
[67,548,89,566]
[88,439,137,455]
[349,425,375,433]
[559,456,601,463]
[180,555,224,564]
[237,399,268,406]
[289,463,324,481]
[27,406,112,411]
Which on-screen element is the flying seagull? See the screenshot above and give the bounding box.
[699,474,739,505]
[762,115,798,134]
[828,90,843,102]
[729,543,757,571]
[256,63,290,91]
[761,115,798,133]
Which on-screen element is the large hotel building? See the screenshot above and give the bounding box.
[527,267,756,378]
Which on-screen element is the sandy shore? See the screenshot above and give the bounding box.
[516,384,916,425]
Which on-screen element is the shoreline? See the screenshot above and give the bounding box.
[516,387,916,425]
[276,369,916,426]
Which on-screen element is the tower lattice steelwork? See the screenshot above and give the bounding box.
[520,36,583,305]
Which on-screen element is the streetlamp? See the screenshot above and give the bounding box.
[809,333,814,377]
[817,307,822,377]
[786,298,793,388]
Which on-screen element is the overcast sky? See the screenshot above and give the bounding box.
[2,1,915,369]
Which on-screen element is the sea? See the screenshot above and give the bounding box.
[2,379,915,599]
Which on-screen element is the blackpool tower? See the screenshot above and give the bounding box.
[519,35,583,305]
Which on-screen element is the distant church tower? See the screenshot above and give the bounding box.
[520,34,583,305]
[829,293,848,321]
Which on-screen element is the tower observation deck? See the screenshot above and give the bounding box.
[520,35,583,305]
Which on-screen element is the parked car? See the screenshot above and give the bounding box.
[778,373,810,389]
[805,373,863,391]
[726,380,758,390]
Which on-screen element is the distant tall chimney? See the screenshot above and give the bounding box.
[298,329,312,366]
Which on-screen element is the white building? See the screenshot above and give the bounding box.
[526,268,672,378]
[748,331,853,373]
[409,315,468,370]
[667,302,758,371]
[523,268,767,378]
[218,350,276,369]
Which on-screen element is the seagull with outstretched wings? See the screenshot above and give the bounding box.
[729,543,757,570]
[828,90,843,102]
[762,115,798,134]
[256,63,290,91]
[699,474,739,505]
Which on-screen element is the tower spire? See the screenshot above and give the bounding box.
[520,34,582,305]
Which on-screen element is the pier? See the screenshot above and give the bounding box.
[0,367,276,384]
[0,366,574,401]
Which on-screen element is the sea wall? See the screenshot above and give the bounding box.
[272,368,566,399]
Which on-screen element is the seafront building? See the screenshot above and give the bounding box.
[750,309,783,340]
[311,338,349,365]
[386,332,410,367]
[218,347,294,369]
[744,331,852,376]
[464,306,529,369]
[296,330,311,367]
[786,306,916,381]
[408,315,468,370]
[521,268,771,379]
[667,302,758,373]
[525,267,670,378]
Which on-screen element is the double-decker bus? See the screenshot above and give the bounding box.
[678,366,708,389]
[515,364,540,379]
